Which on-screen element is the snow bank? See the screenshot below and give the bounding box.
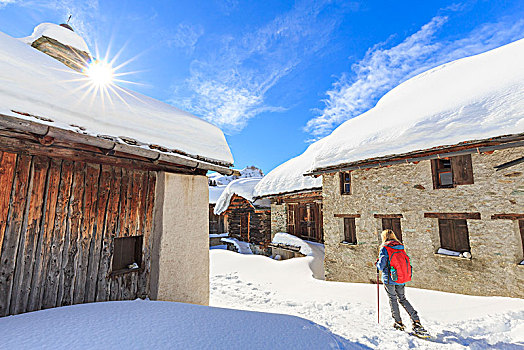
[272,232,314,256]
[311,38,524,171]
[221,237,253,254]
[210,249,524,349]
[254,143,322,197]
[214,177,270,215]
[0,299,346,349]
[0,30,233,165]
[20,23,90,53]
[209,185,227,204]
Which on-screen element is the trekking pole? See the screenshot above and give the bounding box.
[376,267,380,324]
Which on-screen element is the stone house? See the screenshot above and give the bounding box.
[0,23,234,317]
[304,38,524,298]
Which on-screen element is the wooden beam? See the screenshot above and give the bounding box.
[334,214,361,218]
[373,214,403,219]
[494,156,524,171]
[491,213,524,220]
[0,131,204,175]
[424,212,481,220]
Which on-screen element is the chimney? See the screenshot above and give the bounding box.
[23,22,92,72]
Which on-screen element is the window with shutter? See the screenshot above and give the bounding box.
[340,172,351,195]
[343,218,357,244]
[112,236,143,274]
[382,218,402,242]
[431,154,474,188]
[438,219,471,253]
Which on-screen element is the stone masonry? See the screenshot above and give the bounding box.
[322,146,524,298]
[270,203,287,239]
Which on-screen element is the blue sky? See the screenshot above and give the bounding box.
[1,0,523,174]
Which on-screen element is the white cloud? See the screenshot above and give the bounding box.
[171,0,343,134]
[165,23,204,53]
[0,0,17,7]
[306,15,524,137]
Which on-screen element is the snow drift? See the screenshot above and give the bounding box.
[0,299,346,349]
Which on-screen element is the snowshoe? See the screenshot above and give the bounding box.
[393,321,405,331]
[410,321,430,339]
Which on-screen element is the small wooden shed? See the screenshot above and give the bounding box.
[0,23,234,316]
[224,194,271,246]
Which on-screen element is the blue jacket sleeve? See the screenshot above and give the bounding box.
[376,247,388,271]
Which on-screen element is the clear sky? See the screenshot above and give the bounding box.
[1,0,523,174]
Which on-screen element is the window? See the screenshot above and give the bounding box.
[431,154,474,189]
[343,218,357,244]
[382,218,402,242]
[340,172,351,194]
[438,219,471,253]
[112,236,143,274]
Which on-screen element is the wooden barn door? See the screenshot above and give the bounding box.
[0,151,156,317]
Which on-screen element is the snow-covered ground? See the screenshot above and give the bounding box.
[0,299,347,350]
[210,249,524,349]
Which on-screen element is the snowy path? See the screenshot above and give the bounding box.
[210,250,524,349]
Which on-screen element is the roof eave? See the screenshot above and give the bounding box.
[305,133,524,176]
[0,112,235,175]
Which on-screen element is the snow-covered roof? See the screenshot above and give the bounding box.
[310,38,524,172]
[0,29,234,166]
[20,23,90,54]
[253,145,322,198]
[209,185,227,204]
[214,177,270,215]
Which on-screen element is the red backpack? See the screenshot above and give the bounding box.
[383,241,412,284]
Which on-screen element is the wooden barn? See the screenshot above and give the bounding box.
[213,178,271,250]
[0,23,234,317]
[270,191,323,243]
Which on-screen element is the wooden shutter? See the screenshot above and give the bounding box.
[438,219,453,250]
[392,218,402,242]
[451,154,474,185]
[452,219,471,252]
[287,204,296,235]
[344,218,356,244]
[382,218,402,242]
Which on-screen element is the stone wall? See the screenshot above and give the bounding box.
[270,203,287,238]
[323,146,524,298]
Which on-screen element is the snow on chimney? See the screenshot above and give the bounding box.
[20,22,92,72]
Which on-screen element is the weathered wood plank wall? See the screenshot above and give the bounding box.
[226,195,271,246]
[0,150,156,317]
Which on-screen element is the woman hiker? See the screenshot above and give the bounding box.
[376,229,428,336]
